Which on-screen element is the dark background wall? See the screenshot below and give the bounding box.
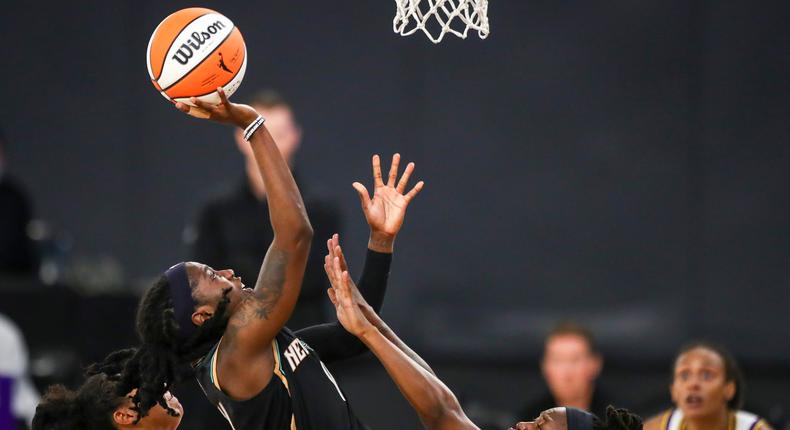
[1,0,789,428]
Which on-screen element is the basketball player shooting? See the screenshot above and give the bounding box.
[120,87,424,429]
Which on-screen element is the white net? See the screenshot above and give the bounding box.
[393,0,490,43]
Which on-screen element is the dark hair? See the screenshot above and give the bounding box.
[592,406,643,430]
[32,348,138,430]
[546,321,599,355]
[118,275,232,420]
[672,341,744,410]
[246,89,291,111]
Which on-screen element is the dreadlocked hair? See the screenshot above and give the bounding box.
[33,349,138,430]
[592,406,643,430]
[673,341,744,410]
[86,348,138,379]
[118,274,232,420]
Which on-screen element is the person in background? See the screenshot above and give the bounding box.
[188,89,340,330]
[0,126,38,276]
[644,342,773,430]
[518,321,612,420]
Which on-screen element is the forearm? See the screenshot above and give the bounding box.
[363,308,435,375]
[357,249,392,312]
[359,330,474,430]
[248,125,312,243]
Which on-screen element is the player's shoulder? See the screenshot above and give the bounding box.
[644,409,674,430]
[734,410,772,430]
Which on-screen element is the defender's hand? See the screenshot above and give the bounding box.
[325,234,372,309]
[353,154,424,252]
[324,244,375,338]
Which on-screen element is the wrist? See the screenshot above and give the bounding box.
[368,231,395,253]
[236,111,260,129]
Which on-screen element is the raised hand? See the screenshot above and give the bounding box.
[323,237,375,338]
[352,154,424,252]
[174,87,259,129]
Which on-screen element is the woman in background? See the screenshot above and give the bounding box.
[644,343,772,430]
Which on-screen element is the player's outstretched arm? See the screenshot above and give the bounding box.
[324,253,478,430]
[294,154,423,362]
[177,89,312,391]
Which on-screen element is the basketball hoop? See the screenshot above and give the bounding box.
[393,0,490,44]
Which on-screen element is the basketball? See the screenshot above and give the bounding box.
[146,8,247,106]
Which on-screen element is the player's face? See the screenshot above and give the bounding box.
[115,389,183,429]
[511,407,568,430]
[186,262,251,318]
[541,335,601,402]
[670,347,735,419]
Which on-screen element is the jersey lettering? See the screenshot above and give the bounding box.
[284,339,310,371]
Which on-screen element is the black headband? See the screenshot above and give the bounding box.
[165,262,197,341]
[566,408,595,430]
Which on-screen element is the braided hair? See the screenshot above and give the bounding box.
[673,341,744,410]
[593,406,643,430]
[118,275,232,420]
[32,348,138,430]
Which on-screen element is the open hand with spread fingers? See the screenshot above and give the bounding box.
[353,153,424,253]
[174,87,259,129]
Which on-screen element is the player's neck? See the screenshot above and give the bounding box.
[685,409,729,430]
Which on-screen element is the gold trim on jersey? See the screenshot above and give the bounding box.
[660,409,672,430]
[211,337,223,390]
[678,411,736,430]
[271,339,297,430]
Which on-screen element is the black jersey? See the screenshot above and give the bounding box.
[195,327,366,430]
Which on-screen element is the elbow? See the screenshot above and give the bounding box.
[273,222,313,252]
[298,222,314,244]
[291,222,314,250]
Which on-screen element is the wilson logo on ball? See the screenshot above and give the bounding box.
[171,21,228,65]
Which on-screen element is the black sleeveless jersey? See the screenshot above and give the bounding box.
[194,327,366,430]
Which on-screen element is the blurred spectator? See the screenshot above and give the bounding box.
[644,342,773,430]
[0,127,38,276]
[518,321,612,419]
[187,90,341,330]
[0,313,40,429]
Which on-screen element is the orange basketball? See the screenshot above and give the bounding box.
[146,8,247,106]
